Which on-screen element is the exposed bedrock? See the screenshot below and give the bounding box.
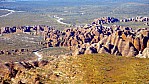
[0,17,149,58]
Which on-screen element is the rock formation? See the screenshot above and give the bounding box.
[0,17,149,58]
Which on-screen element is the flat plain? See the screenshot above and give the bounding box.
[0,0,149,29]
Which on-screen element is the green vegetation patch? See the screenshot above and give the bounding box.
[75,54,149,83]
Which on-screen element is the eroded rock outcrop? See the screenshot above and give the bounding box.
[0,17,149,58]
[19,22,145,57]
[55,24,148,57]
[0,60,49,82]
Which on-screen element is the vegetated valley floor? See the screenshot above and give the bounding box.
[0,0,149,29]
[0,33,44,63]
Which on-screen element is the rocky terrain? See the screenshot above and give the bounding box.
[0,16,149,83]
[0,17,149,58]
[1,53,149,83]
[43,17,149,58]
[92,16,149,25]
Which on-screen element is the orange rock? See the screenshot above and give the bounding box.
[121,33,127,41]
[133,37,141,51]
[71,39,79,46]
[127,35,134,43]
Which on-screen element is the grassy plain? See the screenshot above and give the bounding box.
[0,12,67,30]
[0,33,44,63]
[0,1,149,29]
